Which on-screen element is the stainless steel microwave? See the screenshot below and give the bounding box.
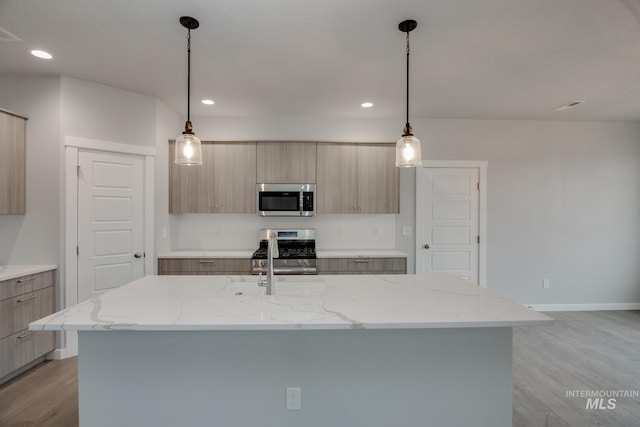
[256,183,316,216]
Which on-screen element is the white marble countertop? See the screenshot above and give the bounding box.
[157,251,253,259]
[0,265,57,281]
[316,250,407,258]
[157,250,407,258]
[31,274,551,331]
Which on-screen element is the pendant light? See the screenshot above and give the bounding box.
[175,16,202,165]
[396,19,421,167]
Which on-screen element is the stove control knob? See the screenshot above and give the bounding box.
[298,260,303,267]
[283,260,287,267]
[259,260,265,268]
[303,259,309,267]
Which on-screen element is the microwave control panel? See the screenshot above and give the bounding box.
[302,192,314,211]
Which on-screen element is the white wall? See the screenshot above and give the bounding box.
[2,75,639,308]
[0,75,161,312]
[411,119,640,305]
[60,77,157,146]
[169,115,640,306]
[0,75,61,265]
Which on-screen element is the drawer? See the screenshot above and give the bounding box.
[0,287,55,340]
[158,258,199,274]
[317,257,407,274]
[0,270,55,301]
[158,258,252,275]
[0,329,55,378]
[195,259,251,274]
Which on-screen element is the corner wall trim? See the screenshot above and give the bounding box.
[526,303,640,312]
[46,348,69,360]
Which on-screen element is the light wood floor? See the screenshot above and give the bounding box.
[513,310,640,427]
[1,311,638,427]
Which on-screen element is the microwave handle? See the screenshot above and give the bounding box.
[300,190,304,216]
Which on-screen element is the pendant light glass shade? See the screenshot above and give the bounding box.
[175,16,202,166]
[395,134,421,167]
[175,130,202,165]
[396,19,421,168]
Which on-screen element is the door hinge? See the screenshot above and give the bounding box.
[477,235,480,244]
[77,165,80,177]
[76,246,79,255]
[477,182,480,191]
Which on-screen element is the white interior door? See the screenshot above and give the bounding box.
[416,166,481,284]
[77,150,145,302]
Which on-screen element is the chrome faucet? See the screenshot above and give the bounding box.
[266,231,279,295]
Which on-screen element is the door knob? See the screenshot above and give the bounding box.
[134,252,143,258]
[423,244,430,249]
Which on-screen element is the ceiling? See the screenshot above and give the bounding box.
[1,0,640,122]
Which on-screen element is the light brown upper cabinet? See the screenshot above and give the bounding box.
[0,109,27,214]
[169,141,257,213]
[317,143,399,214]
[256,142,316,183]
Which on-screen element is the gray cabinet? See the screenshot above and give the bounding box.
[317,257,406,274]
[0,269,56,380]
[317,143,398,214]
[158,258,252,275]
[169,141,257,213]
[0,109,27,214]
[256,142,316,183]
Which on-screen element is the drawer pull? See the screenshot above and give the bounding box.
[17,295,37,303]
[17,276,38,284]
[17,331,36,340]
[198,260,216,264]
[353,259,370,264]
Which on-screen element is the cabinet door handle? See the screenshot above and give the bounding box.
[17,276,38,284]
[17,295,37,303]
[353,259,370,264]
[199,260,216,264]
[17,331,36,340]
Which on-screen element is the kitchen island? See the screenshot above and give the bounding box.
[31,274,551,427]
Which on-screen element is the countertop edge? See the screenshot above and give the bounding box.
[31,319,553,332]
[0,265,57,281]
[157,251,408,259]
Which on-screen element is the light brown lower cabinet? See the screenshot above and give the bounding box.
[0,270,56,380]
[158,258,252,275]
[317,257,407,274]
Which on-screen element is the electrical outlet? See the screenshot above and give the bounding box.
[286,387,301,410]
[542,279,550,289]
[401,226,412,236]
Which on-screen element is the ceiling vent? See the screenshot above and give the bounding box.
[553,101,583,111]
[0,26,21,42]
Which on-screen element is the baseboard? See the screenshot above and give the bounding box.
[526,303,640,312]
[46,348,69,360]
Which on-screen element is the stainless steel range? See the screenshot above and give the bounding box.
[251,229,317,275]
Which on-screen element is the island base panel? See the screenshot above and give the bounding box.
[78,328,512,427]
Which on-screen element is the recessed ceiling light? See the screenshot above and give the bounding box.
[30,49,52,59]
[361,102,373,108]
[201,99,215,105]
[553,101,583,111]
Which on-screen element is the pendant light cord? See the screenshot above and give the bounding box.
[187,28,192,127]
[405,31,411,135]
